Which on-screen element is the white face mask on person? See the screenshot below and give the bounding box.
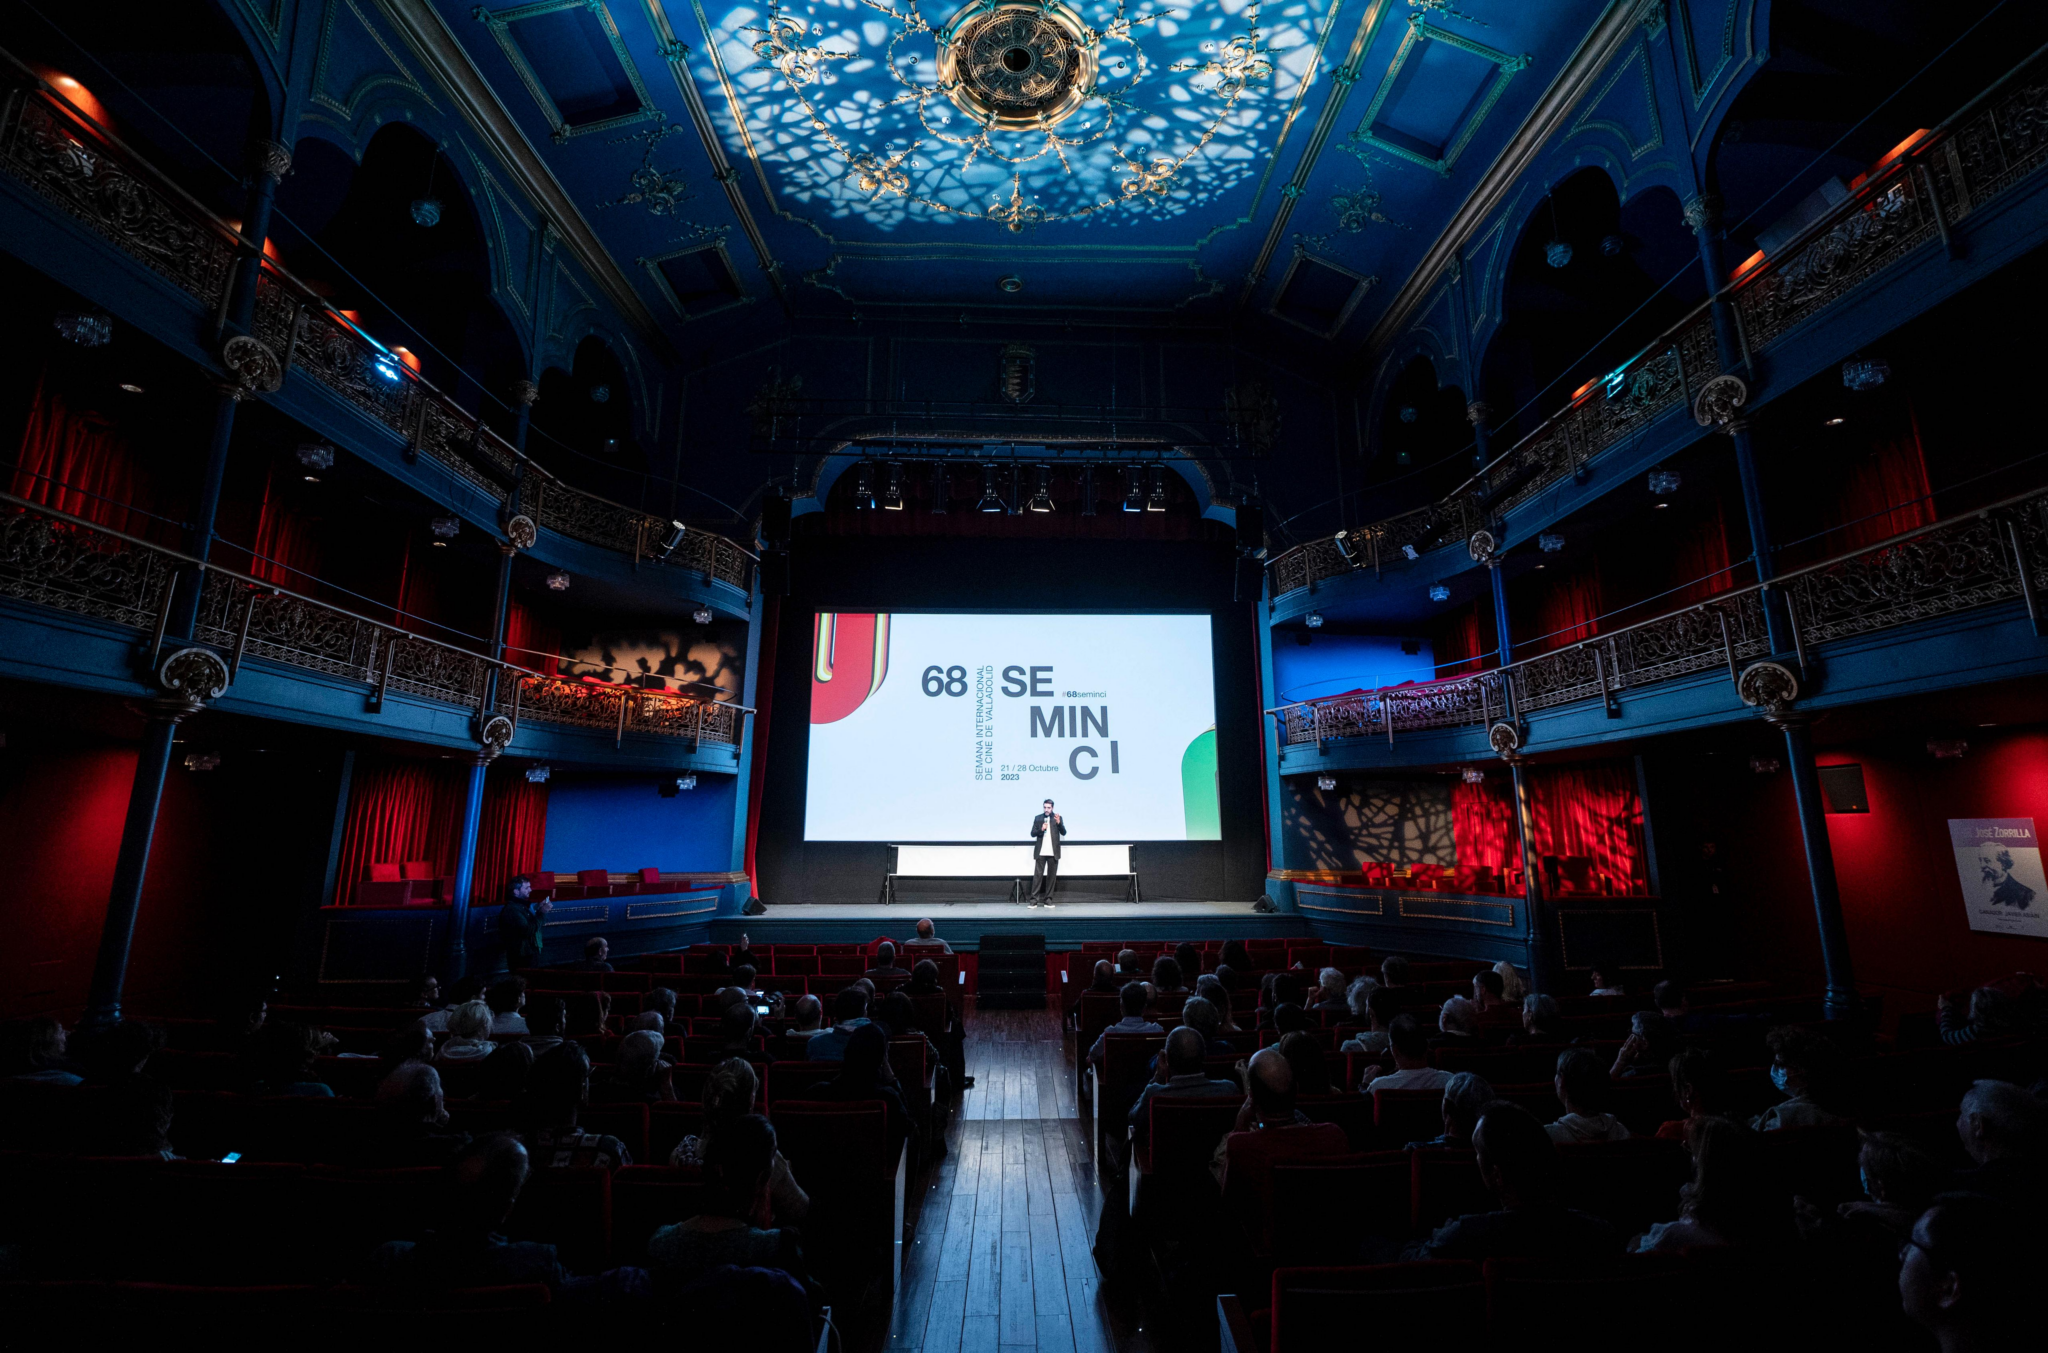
[1770,1066,1791,1092]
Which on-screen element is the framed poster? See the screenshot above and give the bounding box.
[1949,819,2048,939]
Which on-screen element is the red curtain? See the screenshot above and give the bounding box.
[473,773,549,903]
[1453,777,1521,876]
[508,598,560,675]
[1433,602,1486,677]
[1835,401,1935,551]
[1453,763,1649,895]
[1528,559,1604,653]
[394,533,443,636]
[249,465,322,588]
[10,370,155,537]
[1671,493,1736,605]
[334,758,465,902]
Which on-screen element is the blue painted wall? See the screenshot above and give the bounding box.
[1272,633,1436,704]
[541,773,739,874]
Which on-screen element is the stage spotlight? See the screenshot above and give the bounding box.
[658,773,699,797]
[692,606,713,625]
[656,520,687,558]
[590,384,611,404]
[1842,357,1890,391]
[1121,465,1145,513]
[1647,467,1681,496]
[1333,530,1356,563]
[1461,767,1486,784]
[929,462,948,514]
[1400,544,1420,561]
[882,461,905,511]
[1429,584,1451,602]
[430,515,460,546]
[1146,465,1168,513]
[526,765,552,784]
[53,311,111,346]
[853,461,877,510]
[410,196,443,227]
[1305,612,1324,629]
[183,751,221,771]
[1316,775,1337,791]
[1538,532,1565,553]
[374,354,403,382]
[545,570,571,591]
[1027,465,1054,513]
[976,463,1007,514]
[297,442,334,482]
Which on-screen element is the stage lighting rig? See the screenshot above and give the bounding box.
[657,773,698,798]
[655,521,687,558]
[929,462,948,514]
[692,607,714,625]
[976,463,1007,514]
[882,461,905,511]
[853,461,878,510]
[1027,465,1054,514]
[1121,465,1145,513]
[1146,465,1168,513]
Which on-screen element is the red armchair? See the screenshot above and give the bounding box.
[577,869,614,899]
[637,868,665,894]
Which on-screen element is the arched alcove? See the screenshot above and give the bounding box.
[530,336,648,504]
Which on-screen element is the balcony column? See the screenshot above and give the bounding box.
[1467,400,1493,473]
[1482,557,1550,991]
[1685,194,1793,654]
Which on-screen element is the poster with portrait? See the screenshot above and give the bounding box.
[1949,819,2048,939]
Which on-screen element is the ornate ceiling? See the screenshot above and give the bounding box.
[421,0,1615,340]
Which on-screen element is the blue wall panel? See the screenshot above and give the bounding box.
[1272,634,1436,704]
[542,774,739,873]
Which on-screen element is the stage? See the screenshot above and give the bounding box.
[708,898,1311,949]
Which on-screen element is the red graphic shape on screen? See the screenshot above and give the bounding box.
[811,612,891,723]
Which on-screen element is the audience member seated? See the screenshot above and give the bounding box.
[1174,942,1202,981]
[1218,940,1252,973]
[519,1043,631,1171]
[418,976,483,1034]
[1116,949,1143,979]
[812,1024,913,1163]
[1211,1048,1349,1213]
[1588,962,1625,997]
[1196,975,1239,1031]
[1360,1014,1450,1094]
[1510,993,1563,1046]
[485,977,530,1035]
[865,942,909,981]
[1146,956,1188,1011]
[1657,1048,1730,1140]
[671,1057,809,1224]
[1339,983,1397,1058]
[648,1114,812,1295]
[1752,1026,1849,1131]
[524,997,568,1057]
[716,1001,772,1063]
[370,1062,471,1167]
[907,961,945,996]
[718,965,782,1020]
[781,994,827,1054]
[595,1030,676,1103]
[1409,1071,1495,1150]
[364,1134,580,1292]
[476,1041,535,1101]
[436,1001,496,1063]
[903,917,953,955]
[1609,1009,1682,1079]
[1129,1026,1241,1151]
[1548,1047,1631,1143]
[571,937,614,972]
[1836,1129,1944,1241]
[1276,1030,1334,1096]
[907,962,971,1089]
[807,988,875,1062]
[1433,996,1483,1049]
[726,933,760,973]
[1899,1194,2040,1353]
[1267,1002,1310,1038]
[5,1016,81,1085]
[1471,968,1513,1015]
[1380,955,1410,990]
[75,1019,174,1159]
[643,987,680,1032]
[408,975,442,1013]
[378,1025,436,1082]
[245,1020,334,1097]
[1654,979,1712,1037]
[1403,1101,1622,1261]
[213,990,270,1054]
[1939,986,2017,1046]
[876,990,940,1082]
[1086,960,1119,995]
[1633,1117,1785,1252]
[1311,967,1348,1014]
[1088,982,1165,1066]
[1493,961,1528,1004]
[1258,972,1307,1029]
[1950,1079,2048,1202]
[1212,963,1241,993]
[1179,996,1233,1056]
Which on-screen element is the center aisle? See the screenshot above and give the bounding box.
[886,1009,1129,1353]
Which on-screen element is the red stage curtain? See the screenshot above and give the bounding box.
[473,772,549,904]
[1835,401,1935,551]
[1433,602,1486,677]
[335,758,465,902]
[249,464,322,588]
[1526,764,1649,895]
[1452,777,1521,877]
[10,370,155,537]
[507,598,560,675]
[394,533,444,636]
[1670,492,1736,605]
[1529,558,1604,653]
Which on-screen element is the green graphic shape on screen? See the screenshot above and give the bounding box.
[1181,727,1220,840]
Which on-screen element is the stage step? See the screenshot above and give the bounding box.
[976,933,1046,1010]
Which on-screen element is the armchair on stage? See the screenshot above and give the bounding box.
[881,844,1142,905]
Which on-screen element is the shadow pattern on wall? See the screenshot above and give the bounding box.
[1282,778,1455,871]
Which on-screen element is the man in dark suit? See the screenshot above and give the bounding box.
[498,876,552,971]
[1030,798,1066,902]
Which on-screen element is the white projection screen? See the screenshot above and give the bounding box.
[804,612,1218,842]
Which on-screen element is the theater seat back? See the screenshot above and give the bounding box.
[1272,1262,1482,1351]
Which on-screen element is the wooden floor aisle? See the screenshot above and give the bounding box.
[884,1008,1132,1353]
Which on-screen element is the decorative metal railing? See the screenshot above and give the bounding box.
[0,57,752,594]
[1271,489,2048,747]
[1268,54,2048,599]
[0,493,748,748]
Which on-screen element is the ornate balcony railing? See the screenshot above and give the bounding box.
[0,493,747,748]
[1269,53,2048,600]
[1270,487,2048,748]
[0,56,752,594]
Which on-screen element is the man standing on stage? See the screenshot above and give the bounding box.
[1031,798,1066,904]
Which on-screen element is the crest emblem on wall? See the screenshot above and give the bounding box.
[999,343,1036,405]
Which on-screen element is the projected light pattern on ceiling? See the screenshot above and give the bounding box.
[695,0,1334,230]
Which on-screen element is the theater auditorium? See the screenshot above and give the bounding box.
[3,0,2047,1346]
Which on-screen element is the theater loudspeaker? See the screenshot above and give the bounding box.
[761,550,790,597]
[1235,500,1265,559]
[761,492,792,546]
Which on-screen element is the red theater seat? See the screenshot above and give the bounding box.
[1270,1262,1484,1350]
[612,1165,710,1261]
[637,867,664,893]
[575,869,613,899]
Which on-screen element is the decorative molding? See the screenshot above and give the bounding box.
[1567,36,1663,160]
[1295,886,1387,917]
[1350,16,1531,177]
[638,239,751,323]
[1673,0,1741,108]
[471,0,659,143]
[311,0,438,128]
[536,904,610,927]
[1397,895,1517,927]
[373,0,676,357]
[625,894,720,919]
[1361,0,1668,360]
[1267,249,1379,339]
